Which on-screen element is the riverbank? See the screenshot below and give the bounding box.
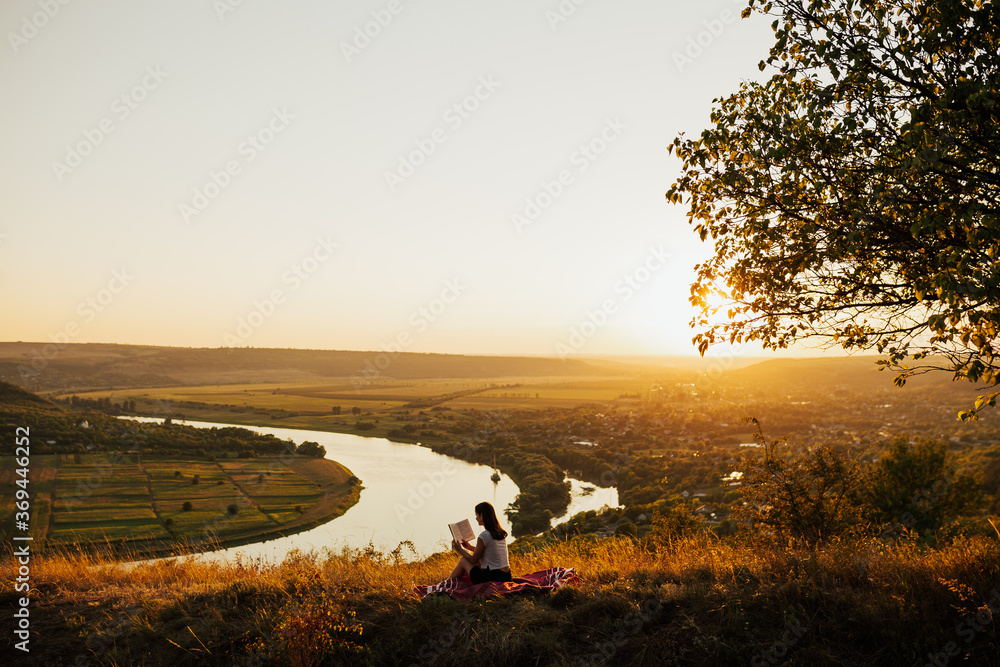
[120,407,577,536]
[6,453,362,560]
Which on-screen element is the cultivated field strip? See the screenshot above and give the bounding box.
[0,454,339,549]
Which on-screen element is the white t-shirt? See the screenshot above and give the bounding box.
[478,529,509,570]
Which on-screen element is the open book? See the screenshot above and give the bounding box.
[448,518,476,543]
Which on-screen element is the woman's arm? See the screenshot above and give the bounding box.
[467,538,486,566]
[453,537,486,565]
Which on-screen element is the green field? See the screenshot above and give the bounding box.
[60,374,665,417]
[44,374,669,445]
[51,458,161,543]
[0,453,359,553]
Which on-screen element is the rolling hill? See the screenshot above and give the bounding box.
[0,342,619,392]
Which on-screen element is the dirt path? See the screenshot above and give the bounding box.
[213,461,282,525]
[136,457,172,537]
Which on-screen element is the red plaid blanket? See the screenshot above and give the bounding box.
[413,567,580,600]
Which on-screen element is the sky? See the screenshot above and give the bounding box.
[0,0,784,358]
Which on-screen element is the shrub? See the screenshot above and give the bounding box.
[249,590,366,666]
[735,418,866,545]
[297,441,326,457]
[864,439,982,534]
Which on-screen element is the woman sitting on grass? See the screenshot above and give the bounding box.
[449,501,512,583]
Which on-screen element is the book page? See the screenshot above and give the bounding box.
[448,518,475,543]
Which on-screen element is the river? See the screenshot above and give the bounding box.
[124,418,618,562]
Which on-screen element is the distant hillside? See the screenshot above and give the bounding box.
[0,342,614,392]
[0,379,60,410]
[725,355,981,397]
[580,354,771,371]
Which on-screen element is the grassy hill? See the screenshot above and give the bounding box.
[0,379,60,410]
[5,532,998,666]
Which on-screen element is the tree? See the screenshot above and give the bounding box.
[296,440,326,457]
[865,439,981,534]
[667,0,1000,418]
[735,419,866,545]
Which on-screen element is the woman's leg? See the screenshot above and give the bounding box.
[449,557,472,580]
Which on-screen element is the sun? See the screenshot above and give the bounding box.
[700,288,733,318]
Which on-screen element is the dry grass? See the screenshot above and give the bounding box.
[3,533,998,666]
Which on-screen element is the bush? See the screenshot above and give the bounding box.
[297,440,326,457]
[735,419,865,545]
[614,520,637,538]
[249,590,365,664]
[864,439,982,535]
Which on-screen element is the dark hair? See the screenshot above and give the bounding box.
[475,501,508,541]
